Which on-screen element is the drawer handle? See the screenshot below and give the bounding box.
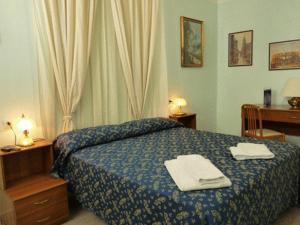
[34,199,49,205]
[36,216,50,223]
[289,116,298,119]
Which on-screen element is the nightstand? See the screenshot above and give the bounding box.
[169,113,197,129]
[0,140,69,225]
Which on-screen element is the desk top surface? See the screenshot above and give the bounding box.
[257,105,300,112]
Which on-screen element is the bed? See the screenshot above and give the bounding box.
[53,118,300,225]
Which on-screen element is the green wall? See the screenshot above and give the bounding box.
[0,0,42,145]
[164,0,218,131]
[217,0,300,145]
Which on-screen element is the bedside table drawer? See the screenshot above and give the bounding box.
[17,199,68,225]
[15,185,67,218]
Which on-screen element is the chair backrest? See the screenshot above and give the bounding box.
[241,104,263,137]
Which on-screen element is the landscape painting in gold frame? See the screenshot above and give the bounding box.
[269,39,300,70]
[180,16,203,67]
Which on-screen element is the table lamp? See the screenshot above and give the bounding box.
[282,77,300,108]
[17,114,34,147]
[173,98,187,115]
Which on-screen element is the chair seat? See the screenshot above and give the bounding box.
[242,104,285,142]
[245,129,284,137]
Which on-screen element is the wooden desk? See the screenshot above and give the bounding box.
[243,105,300,136]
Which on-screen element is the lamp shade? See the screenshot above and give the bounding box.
[16,114,34,147]
[282,77,300,97]
[174,98,187,107]
[16,114,33,133]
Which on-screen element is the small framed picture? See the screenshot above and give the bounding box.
[228,30,253,67]
[269,39,300,70]
[180,16,203,67]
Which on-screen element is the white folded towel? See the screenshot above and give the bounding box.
[164,155,231,191]
[177,155,225,182]
[230,143,274,160]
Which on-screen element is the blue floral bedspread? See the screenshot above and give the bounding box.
[54,118,300,225]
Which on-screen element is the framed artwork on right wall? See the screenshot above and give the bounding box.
[269,39,300,70]
[228,30,253,67]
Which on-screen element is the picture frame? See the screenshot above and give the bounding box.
[269,39,300,71]
[228,30,253,67]
[180,16,203,67]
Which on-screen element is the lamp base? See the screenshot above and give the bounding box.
[174,112,186,116]
[18,136,34,147]
[288,97,300,108]
[18,143,34,147]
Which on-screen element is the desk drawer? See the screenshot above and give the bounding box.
[262,110,300,123]
[15,185,67,218]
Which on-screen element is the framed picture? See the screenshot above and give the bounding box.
[180,16,203,67]
[228,30,253,67]
[269,39,300,70]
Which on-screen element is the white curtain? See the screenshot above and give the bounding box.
[33,0,168,139]
[110,0,168,119]
[33,0,96,135]
[75,0,168,128]
[74,0,131,128]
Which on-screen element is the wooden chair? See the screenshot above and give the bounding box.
[241,104,285,141]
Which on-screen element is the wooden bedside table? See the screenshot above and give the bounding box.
[0,140,69,225]
[169,113,197,129]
